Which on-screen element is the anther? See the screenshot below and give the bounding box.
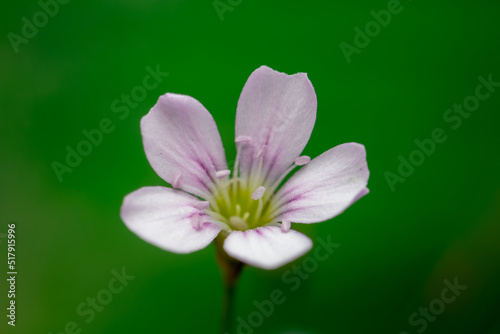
[235,136,252,144]
[172,172,182,188]
[281,220,291,232]
[193,201,210,210]
[294,156,311,166]
[216,170,231,179]
[251,186,266,200]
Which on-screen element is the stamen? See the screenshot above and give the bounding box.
[211,173,232,209]
[205,209,228,222]
[252,186,266,200]
[281,220,291,232]
[172,172,182,188]
[250,187,266,225]
[193,201,210,210]
[242,212,250,221]
[249,152,265,190]
[235,136,252,144]
[234,136,252,177]
[265,156,311,198]
[254,198,264,225]
[233,136,253,195]
[207,198,220,214]
[216,169,231,179]
[262,196,287,223]
[294,155,311,166]
[204,211,231,233]
[266,164,296,197]
[229,216,248,230]
[235,204,241,216]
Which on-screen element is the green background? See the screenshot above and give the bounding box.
[1,0,499,333]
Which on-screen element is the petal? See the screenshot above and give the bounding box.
[141,93,227,198]
[235,66,317,186]
[273,142,369,224]
[120,186,221,254]
[352,187,370,204]
[223,226,312,270]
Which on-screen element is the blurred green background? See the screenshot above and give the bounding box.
[1,0,500,333]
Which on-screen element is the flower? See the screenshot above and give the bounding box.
[120,66,369,270]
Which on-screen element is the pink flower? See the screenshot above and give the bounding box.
[120,66,369,270]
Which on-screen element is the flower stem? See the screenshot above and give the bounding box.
[215,235,244,334]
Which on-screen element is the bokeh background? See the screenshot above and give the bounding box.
[1,0,500,333]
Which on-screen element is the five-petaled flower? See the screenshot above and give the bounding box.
[120,66,370,270]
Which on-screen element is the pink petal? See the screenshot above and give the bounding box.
[120,186,221,253]
[141,93,227,198]
[223,226,312,270]
[235,66,317,186]
[273,143,369,224]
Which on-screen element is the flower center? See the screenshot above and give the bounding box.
[207,178,275,231]
[199,136,311,233]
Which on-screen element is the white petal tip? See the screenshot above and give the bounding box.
[223,226,313,270]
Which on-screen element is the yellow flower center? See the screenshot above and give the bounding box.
[208,178,276,231]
